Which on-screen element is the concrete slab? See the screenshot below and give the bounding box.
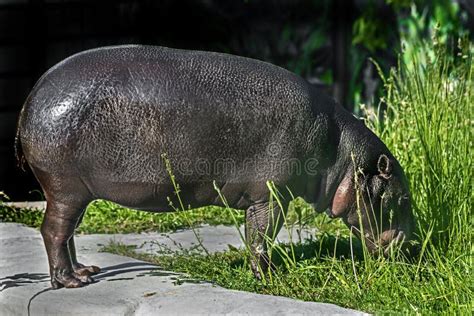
[0,223,365,315]
[75,224,316,255]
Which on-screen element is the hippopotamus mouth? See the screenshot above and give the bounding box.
[358,228,411,257]
[380,230,409,257]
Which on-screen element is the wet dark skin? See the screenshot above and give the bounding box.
[16,45,416,288]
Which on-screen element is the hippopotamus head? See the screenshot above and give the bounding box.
[326,153,416,257]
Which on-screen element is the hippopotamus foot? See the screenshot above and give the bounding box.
[72,263,101,276]
[245,201,286,280]
[49,259,97,289]
[51,269,94,289]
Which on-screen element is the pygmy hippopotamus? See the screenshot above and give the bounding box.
[15,45,416,288]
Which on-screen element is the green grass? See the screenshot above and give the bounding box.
[103,231,468,313]
[0,199,246,234]
[104,38,473,313]
[81,201,245,234]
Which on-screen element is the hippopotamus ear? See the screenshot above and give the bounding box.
[377,154,392,179]
[331,174,354,217]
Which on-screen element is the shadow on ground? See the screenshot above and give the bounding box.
[0,261,179,292]
[264,235,366,269]
[0,273,49,292]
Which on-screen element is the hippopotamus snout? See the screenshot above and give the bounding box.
[379,211,418,257]
[360,201,418,258]
[376,227,415,257]
[363,204,417,258]
[355,223,417,258]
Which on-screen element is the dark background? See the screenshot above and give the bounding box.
[0,0,472,200]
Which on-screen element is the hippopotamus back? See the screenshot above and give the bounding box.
[20,46,331,195]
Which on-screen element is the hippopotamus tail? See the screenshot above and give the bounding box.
[15,107,26,171]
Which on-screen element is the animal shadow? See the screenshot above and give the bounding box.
[269,234,366,269]
[227,234,365,270]
[94,261,178,282]
[0,261,178,292]
[0,273,49,292]
[288,234,365,262]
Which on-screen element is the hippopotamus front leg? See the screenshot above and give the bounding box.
[245,201,286,279]
[68,212,101,277]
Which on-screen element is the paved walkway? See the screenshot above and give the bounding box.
[0,222,365,315]
[75,224,316,255]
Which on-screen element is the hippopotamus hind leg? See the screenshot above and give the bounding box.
[33,168,95,288]
[41,199,93,288]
